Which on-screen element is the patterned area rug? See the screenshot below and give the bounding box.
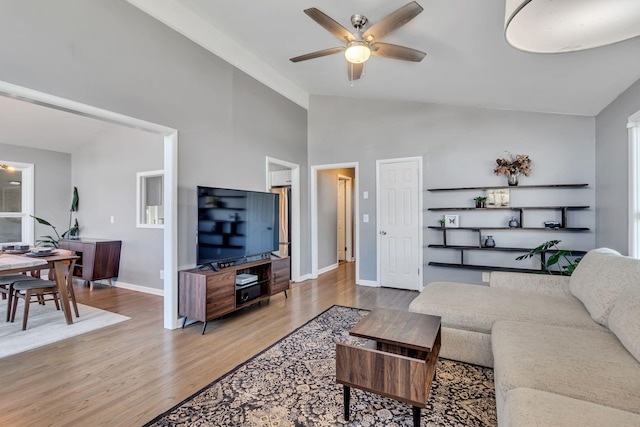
[145,305,496,426]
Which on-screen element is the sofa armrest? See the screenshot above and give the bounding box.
[489,271,572,298]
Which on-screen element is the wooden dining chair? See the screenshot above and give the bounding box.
[8,258,80,330]
[10,279,62,330]
[0,274,40,322]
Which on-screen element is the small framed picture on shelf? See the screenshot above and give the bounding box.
[486,189,510,207]
[444,214,459,228]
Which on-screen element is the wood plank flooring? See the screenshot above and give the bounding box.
[0,262,418,426]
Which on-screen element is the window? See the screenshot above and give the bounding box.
[0,161,34,244]
[136,170,164,228]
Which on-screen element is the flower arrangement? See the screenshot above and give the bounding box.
[494,152,531,177]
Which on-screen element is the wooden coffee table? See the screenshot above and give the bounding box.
[336,307,441,427]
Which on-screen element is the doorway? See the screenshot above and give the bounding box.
[266,157,301,282]
[376,157,423,290]
[337,174,353,263]
[311,163,358,281]
[0,80,179,329]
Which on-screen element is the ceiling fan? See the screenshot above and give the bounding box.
[290,1,426,81]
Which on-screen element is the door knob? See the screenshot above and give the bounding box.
[380,231,387,235]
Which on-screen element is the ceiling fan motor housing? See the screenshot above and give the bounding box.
[351,14,368,30]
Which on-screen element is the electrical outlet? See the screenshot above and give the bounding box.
[363,214,369,223]
[482,271,490,283]
[110,216,115,224]
[160,270,164,280]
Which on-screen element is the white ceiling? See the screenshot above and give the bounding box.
[0,96,119,153]
[130,0,640,116]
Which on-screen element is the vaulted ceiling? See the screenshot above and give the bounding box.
[128,0,640,116]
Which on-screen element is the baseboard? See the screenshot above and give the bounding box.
[113,280,164,296]
[294,273,312,282]
[357,279,380,287]
[317,263,339,275]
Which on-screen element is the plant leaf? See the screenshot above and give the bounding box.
[70,186,79,212]
[31,215,54,228]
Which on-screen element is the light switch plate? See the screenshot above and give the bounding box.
[363,214,369,223]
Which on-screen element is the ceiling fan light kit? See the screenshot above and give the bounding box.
[505,0,640,53]
[290,1,426,81]
[345,41,371,64]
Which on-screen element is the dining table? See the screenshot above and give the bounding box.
[0,250,79,325]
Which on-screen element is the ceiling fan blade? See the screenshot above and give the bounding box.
[304,8,355,42]
[348,62,364,81]
[363,1,423,42]
[290,46,345,63]
[370,42,426,62]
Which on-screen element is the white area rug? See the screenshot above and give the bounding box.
[0,300,130,358]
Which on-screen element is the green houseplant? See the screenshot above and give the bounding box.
[473,196,487,208]
[516,239,581,275]
[32,186,79,248]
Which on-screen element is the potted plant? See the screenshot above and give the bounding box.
[515,239,582,275]
[473,196,487,208]
[438,218,446,228]
[494,152,531,186]
[32,186,80,248]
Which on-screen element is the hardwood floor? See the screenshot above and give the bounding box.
[0,262,418,426]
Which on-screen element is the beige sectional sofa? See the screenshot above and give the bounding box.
[409,248,640,426]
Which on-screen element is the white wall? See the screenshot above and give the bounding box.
[309,95,596,284]
[595,78,640,254]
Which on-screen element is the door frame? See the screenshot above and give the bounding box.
[311,162,359,283]
[376,156,423,290]
[0,80,180,329]
[337,174,353,262]
[265,156,301,282]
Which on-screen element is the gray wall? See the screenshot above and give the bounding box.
[595,79,640,254]
[309,95,596,284]
[0,0,309,281]
[72,126,164,289]
[0,143,70,244]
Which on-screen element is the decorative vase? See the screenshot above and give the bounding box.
[508,216,520,228]
[484,236,496,248]
[475,201,485,208]
[507,174,519,186]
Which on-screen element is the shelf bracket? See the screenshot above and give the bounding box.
[561,207,568,228]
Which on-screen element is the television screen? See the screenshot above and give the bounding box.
[197,186,280,266]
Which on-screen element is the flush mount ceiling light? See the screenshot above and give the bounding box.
[505,0,640,53]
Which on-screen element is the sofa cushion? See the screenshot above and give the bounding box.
[492,321,640,415]
[409,281,604,335]
[502,388,640,427]
[569,248,640,326]
[608,283,640,363]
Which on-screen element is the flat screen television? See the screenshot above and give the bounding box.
[197,186,280,266]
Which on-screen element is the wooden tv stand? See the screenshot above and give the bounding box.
[178,256,290,334]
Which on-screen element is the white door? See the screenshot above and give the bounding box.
[377,158,422,290]
[337,178,346,261]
